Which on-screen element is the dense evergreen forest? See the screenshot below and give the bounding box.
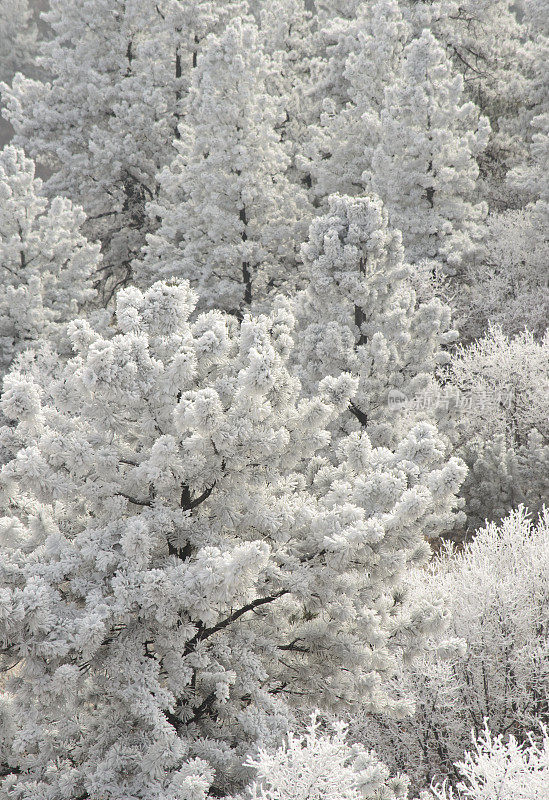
[0,1,547,798]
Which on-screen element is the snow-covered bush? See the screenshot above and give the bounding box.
[244,713,409,800]
[439,327,549,527]
[356,507,549,793]
[423,722,549,800]
[457,208,549,342]
[0,146,98,378]
[0,279,465,798]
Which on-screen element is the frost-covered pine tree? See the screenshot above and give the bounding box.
[506,6,549,288]
[296,193,459,451]
[301,0,411,202]
[513,111,549,216]
[295,1,370,195]
[398,1,531,210]
[406,3,528,109]
[0,0,37,85]
[404,1,527,116]
[0,146,98,378]
[1,0,245,301]
[137,17,310,315]
[252,0,316,165]
[369,30,490,274]
[0,279,466,797]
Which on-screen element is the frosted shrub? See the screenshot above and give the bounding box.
[244,714,409,800]
[440,327,549,527]
[423,722,549,800]
[355,507,549,793]
[457,208,549,342]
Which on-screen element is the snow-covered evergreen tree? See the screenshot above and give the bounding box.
[509,0,548,201]
[253,0,316,167]
[137,17,310,315]
[0,145,98,378]
[0,279,465,797]
[1,0,245,301]
[296,194,459,451]
[0,0,37,85]
[399,0,531,210]
[508,43,548,235]
[301,0,410,202]
[369,30,490,274]
[403,0,527,121]
[295,1,372,195]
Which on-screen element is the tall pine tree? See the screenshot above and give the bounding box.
[369,30,490,274]
[137,17,311,315]
[0,281,464,797]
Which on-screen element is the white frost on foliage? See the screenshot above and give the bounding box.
[369,30,490,273]
[0,146,98,378]
[423,722,549,800]
[0,0,36,84]
[1,0,246,299]
[0,281,464,798]
[244,713,409,800]
[356,507,549,793]
[296,193,459,453]
[301,0,411,203]
[457,208,549,341]
[438,327,549,526]
[137,17,310,314]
